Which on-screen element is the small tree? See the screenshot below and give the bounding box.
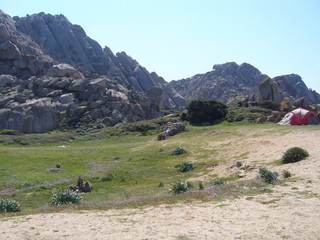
[187,100,227,125]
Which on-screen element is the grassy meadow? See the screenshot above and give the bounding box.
[0,120,308,214]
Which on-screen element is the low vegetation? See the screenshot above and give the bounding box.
[0,119,316,214]
[259,168,278,184]
[170,181,192,194]
[178,162,196,172]
[0,199,21,213]
[186,100,227,125]
[51,189,83,206]
[171,147,188,156]
[282,147,309,164]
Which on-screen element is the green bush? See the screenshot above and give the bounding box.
[179,162,196,172]
[259,168,278,184]
[101,173,115,181]
[171,147,187,156]
[225,107,271,123]
[170,181,192,194]
[213,180,225,185]
[236,161,243,167]
[187,100,227,124]
[52,189,83,206]
[282,170,292,178]
[55,163,62,169]
[0,129,21,135]
[282,147,309,164]
[0,199,21,213]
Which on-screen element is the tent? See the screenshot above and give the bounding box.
[278,108,319,125]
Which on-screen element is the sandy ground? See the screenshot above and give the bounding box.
[1,126,320,240]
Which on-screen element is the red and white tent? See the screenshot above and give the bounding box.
[278,108,319,126]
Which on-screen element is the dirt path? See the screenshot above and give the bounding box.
[1,126,320,240]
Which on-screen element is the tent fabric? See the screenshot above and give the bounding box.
[278,108,319,126]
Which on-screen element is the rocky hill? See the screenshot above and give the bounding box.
[169,62,320,104]
[0,10,185,133]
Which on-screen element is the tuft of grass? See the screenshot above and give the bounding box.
[282,147,309,164]
[0,199,21,213]
[101,173,115,182]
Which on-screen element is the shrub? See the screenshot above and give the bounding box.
[225,107,271,123]
[0,129,21,135]
[55,163,62,169]
[158,182,164,187]
[213,180,224,185]
[259,168,278,184]
[282,170,292,178]
[170,181,192,194]
[198,182,204,190]
[0,199,21,213]
[282,147,309,164]
[101,173,115,181]
[179,162,196,172]
[187,100,227,125]
[171,147,187,156]
[52,189,83,206]
[236,161,243,167]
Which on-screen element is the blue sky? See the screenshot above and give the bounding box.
[2,0,320,91]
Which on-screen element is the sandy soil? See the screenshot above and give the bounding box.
[1,126,320,240]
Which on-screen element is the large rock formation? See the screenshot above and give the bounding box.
[274,74,320,104]
[259,77,281,102]
[13,12,185,108]
[0,10,185,133]
[170,62,268,103]
[0,10,54,78]
[170,62,320,104]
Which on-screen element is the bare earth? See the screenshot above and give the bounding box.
[1,126,320,240]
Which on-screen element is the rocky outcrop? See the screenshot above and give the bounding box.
[13,12,184,108]
[274,74,320,104]
[170,62,320,105]
[0,10,54,78]
[0,10,186,133]
[157,122,186,141]
[170,62,268,103]
[47,64,84,79]
[68,177,92,193]
[0,73,159,133]
[259,77,281,102]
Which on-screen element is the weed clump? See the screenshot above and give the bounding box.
[170,181,192,194]
[236,161,243,167]
[51,189,83,206]
[259,168,278,184]
[282,147,309,164]
[101,173,115,181]
[282,170,292,178]
[171,147,187,156]
[213,180,225,185]
[179,162,196,172]
[0,199,21,213]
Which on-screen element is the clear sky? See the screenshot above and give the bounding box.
[1,0,320,91]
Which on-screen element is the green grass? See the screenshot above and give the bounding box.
[0,121,317,214]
